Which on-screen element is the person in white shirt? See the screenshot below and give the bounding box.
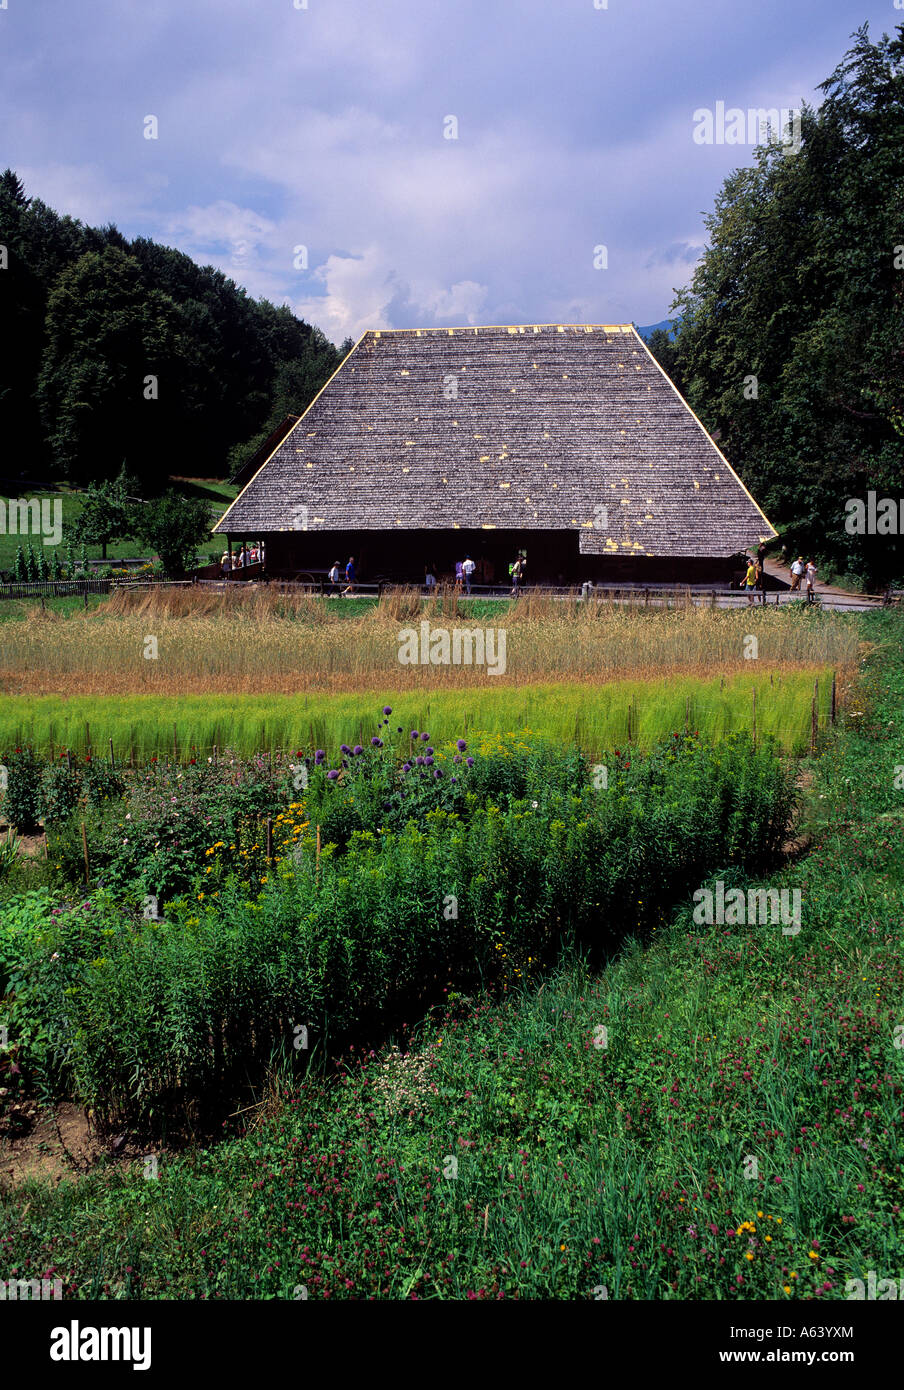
[805,559,817,603]
[328,561,340,596]
[790,556,805,592]
[462,555,476,595]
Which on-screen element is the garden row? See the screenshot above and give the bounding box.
[0,722,796,1132]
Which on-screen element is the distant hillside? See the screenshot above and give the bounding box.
[0,168,347,489]
[636,319,680,341]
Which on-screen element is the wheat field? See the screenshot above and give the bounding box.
[0,585,859,696]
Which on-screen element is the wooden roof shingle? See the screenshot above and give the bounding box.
[214,324,775,557]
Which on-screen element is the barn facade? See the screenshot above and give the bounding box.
[213,323,775,585]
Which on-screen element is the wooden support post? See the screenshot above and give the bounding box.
[83,584,88,610]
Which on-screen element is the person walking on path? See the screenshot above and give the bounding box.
[744,558,758,604]
[424,564,436,594]
[805,558,818,604]
[510,552,526,596]
[327,560,341,596]
[341,555,356,596]
[221,551,232,577]
[790,555,805,592]
[454,559,464,593]
[462,554,475,595]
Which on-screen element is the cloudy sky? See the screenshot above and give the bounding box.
[1,0,895,344]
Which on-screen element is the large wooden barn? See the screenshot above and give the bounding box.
[213,323,775,585]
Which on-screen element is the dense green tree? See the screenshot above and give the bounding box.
[68,467,140,559]
[135,491,212,576]
[670,23,904,587]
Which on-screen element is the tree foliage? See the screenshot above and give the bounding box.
[0,176,342,487]
[135,491,212,577]
[667,23,904,587]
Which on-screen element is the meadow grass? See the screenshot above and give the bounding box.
[0,671,837,759]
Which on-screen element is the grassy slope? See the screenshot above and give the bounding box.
[1,611,901,1299]
[0,480,237,571]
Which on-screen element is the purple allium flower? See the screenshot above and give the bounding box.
[456,739,467,752]
[426,747,434,755]
[402,762,412,773]
[425,756,434,766]
[451,776,457,783]
[466,757,474,767]
[326,769,339,780]
[371,737,383,747]
[340,744,351,755]
[420,732,430,742]
[453,754,462,764]
[397,727,403,733]
[383,706,392,715]
[353,745,364,756]
[416,756,425,766]
[410,730,419,739]
[434,768,442,778]
[314,749,326,765]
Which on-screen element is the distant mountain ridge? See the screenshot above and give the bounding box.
[636,319,680,341]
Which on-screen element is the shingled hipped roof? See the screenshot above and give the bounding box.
[214,324,775,557]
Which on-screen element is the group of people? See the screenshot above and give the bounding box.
[789,554,818,601]
[424,556,478,594]
[743,544,818,603]
[220,544,262,575]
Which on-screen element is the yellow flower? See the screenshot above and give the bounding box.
[783,1285,791,1294]
[745,1251,754,1261]
[808,1251,818,1260]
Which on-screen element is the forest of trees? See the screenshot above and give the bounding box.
[649,24,904,588]
[0,172,348,489]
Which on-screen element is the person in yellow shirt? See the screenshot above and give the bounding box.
[744,559,757,604]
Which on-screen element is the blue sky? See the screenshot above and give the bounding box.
[1,0,895,344]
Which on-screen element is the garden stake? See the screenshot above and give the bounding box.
[316,825,321,888]
[81,822,90,886]
[109,738,115,768]
[66,750,73,772]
